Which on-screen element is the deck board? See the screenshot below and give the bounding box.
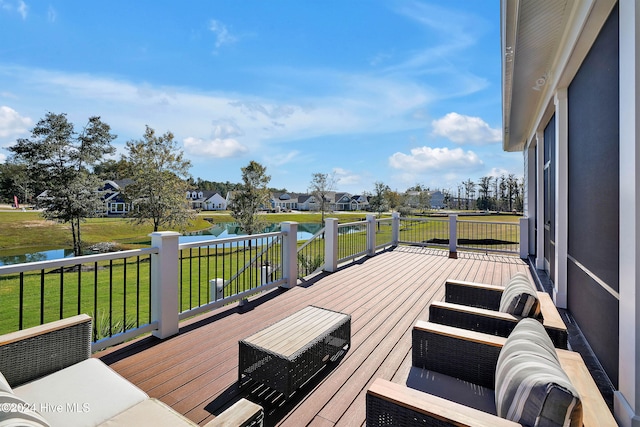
[96,246,529,426]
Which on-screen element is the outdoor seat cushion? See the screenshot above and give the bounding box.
[495,318,582,427]
[0,371,50,427]
[499,273,541,318]
[14,358,148,427]
[97,398,198,427]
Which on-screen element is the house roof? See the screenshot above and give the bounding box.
[501,0,616,152]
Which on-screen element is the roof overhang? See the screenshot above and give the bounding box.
[501,0,617,152]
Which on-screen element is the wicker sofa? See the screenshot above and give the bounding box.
[0,314,263,427]
[428,274,569,348]
[366,320,616,427]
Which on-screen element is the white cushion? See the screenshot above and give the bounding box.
[97,399,197,427]
[0,372,11,393]
[0,391,50,426]
[15,358,147,427]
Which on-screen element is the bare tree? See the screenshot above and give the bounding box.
[308,172,336,225]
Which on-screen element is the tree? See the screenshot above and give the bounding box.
[462,179,476,210]
[230,161,271,235]
[123,126,194,232]
[0,161,34,205]
[369,182,389,217]
[385,189,404,212]
[308,172,336,224]
[94,158,133,181]
[9,113,116,255]
[477,176,493,210]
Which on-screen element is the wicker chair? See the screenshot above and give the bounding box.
[0,314,263,427]
[428,276,568,348]
[366,321,616,427]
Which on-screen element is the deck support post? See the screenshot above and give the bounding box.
[366,214,376,256]
[391,212,400,246]
[324,218,339,272]
[449,214,458,258]
[150,231,180,339]
[281,222,298,288]
[519,217,529,259]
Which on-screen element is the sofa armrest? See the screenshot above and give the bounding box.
[204,398,264,427]
[537,292,568,348]
[428,300,568,349]
[557,350,617,427]
[0,314,92,387]
[366,378,520,427]
[412,321,505,389]
[444,279,504,310]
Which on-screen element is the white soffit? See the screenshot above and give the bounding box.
[502,0,618,153]
[502,0,572,152]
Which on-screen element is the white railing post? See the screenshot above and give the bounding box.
[449,214,458,259]
[391,212,400,245]
[519,217,529,259]
[366,214,376,256]
[281,222,298,288]
[150,231,180,339]
[324,218,339,272]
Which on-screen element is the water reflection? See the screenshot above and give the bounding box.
[0,249,75,266]
[0,223,326,266]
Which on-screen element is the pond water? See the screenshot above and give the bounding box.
[0,222,325,267]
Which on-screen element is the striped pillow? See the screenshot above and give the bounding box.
[495,319,582,427]
[499,273,541,318]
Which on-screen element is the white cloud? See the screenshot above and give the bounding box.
[17,0,26,19]
[268,150,299,167]
[389,146,483,173]
[431,112,501,145]
[0,152,6,163]
[47,5,56,23]
[209,19,237,50]
[183,136,248,158]
[333,167,362,187]
[0,0,27,19]
[0,106,32,139]
[487,167,511,178]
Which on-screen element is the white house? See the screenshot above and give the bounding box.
[501,1,638,424]
[186,190,227,211]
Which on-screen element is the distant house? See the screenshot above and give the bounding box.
[36,179,134,216]
[101,180,134,215]
[349,195,369,211]
[429,190,445,209]
[334,193,352,211]
[296,194,316,211]
[271,192,300,211]
[186,190,227,211]
[405,190,445,210]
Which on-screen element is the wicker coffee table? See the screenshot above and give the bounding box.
[239,305,351,398]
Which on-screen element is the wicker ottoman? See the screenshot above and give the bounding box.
[239,306,351,398]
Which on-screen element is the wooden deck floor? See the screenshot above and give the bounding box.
[96,246,529,426]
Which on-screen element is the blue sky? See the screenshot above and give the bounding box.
[0,0,522,195]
